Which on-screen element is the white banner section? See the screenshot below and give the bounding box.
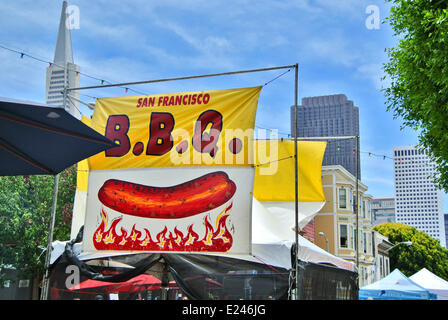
[82,167,253,255]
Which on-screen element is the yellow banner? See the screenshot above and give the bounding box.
[88,87,261,170]
[254,140,326,202]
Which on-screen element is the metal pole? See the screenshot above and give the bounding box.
[66,64,297,91]
[40,64,68,300]
[355,135,360,273]
[294,136,356,141]
[40,173,60,300]
[293,63,299,300]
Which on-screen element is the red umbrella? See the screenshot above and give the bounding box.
[69,274,163,293]
[68,279,126,293]
[127,274,161,286]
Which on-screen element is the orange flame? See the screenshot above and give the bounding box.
[93,204,233,252]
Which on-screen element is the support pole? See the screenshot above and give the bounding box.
[355,135,360,273]
[40,174,60,300]
[67,65,297,92]
[293,63,299,300]
[40,67,68,300]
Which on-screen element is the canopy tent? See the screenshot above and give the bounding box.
[52,197,354,272]
[67,138,339,271]
[48,196,357,300]
[49,136,358,299]
[410,268,448,300]
[0,97,115,176]
[359,269,437,300]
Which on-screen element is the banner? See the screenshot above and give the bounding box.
[82,87,261,255]
[253,140,327,233]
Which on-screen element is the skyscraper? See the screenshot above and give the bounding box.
[291,94,360,179]
[45,1,80,118]
[393,146,446,247]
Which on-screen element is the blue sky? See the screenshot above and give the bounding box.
[0,1,436,205]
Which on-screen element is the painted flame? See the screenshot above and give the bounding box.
[93,204,234,252]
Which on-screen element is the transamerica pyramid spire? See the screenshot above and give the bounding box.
[45,1,80,118]
[53,1,74,65]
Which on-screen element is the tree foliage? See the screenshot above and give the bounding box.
[383,0,448,191]
[0,166,76,285]
[373,222,448,280]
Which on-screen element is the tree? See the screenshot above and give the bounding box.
[373,222,448,280]
[0,166,76,287]
[383,0,448,191]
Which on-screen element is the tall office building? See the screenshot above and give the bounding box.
[291,94,360,179]
[45,1,80,118]
[393,146,446,247]
[445,214,448,248]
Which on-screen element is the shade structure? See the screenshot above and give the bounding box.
[69,274,161,293]
[125,274,161,286]
[0,97,115,176]
[410,268,448,300]
[69,279,127,293]
[359,269,437,300]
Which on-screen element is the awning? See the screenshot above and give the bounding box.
[0,97,115,176]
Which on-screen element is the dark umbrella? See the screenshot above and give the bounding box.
[0,97,115,175]
[0,97,116,300]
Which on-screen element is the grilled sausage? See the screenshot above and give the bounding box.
[97,171,236,219]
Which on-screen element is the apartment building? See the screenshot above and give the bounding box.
[314,165,375,286]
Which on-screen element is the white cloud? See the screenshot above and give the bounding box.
[356,63,385,90]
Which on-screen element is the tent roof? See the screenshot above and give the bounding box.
[410,268,448,300]
[410,268,448,290]
[361,269,428,292]
[360,269,436,300]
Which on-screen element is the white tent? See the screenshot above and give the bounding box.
[410,268,448,300]
[250,198,355,271]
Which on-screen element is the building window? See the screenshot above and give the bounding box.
[380,256,384,278]
[339,187,347,209]
[339,224,348,248]
[350,225,354,249]
[384,258,390,275]
[362,199,366,218]
[362,232,367,253]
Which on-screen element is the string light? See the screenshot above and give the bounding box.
[0,44,148,95]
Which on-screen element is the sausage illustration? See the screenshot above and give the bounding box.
[97,171,236,219]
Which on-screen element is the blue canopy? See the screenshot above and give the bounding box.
[359,269,437,300]
[0,97,115,176]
